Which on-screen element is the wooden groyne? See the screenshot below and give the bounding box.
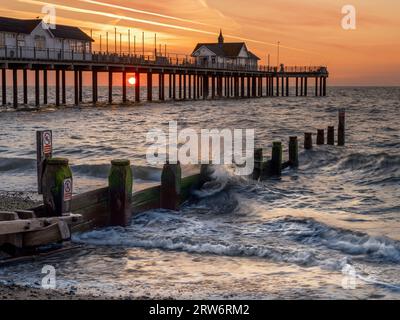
[0,50,328,109]
[0,110,345,260]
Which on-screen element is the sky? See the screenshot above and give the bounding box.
[0,0,399,86]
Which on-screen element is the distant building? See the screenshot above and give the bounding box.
[0,16,93,60]
[191,30,260,70]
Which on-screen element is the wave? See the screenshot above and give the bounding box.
[0,157,35,172]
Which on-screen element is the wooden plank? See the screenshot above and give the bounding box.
[73,201,109,228]
[0,211,18,221]
[0,214,82,236]
[132,185,160,214]
[23,221,71,247]
[71,187,109,211]
[180,174,200,203]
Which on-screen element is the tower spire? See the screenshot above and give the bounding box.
[218,29,224,45]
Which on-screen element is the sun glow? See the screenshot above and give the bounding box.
[128,77,136,85]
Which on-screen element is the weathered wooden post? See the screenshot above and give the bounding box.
[62,70,66,105]
[270,142,283,176]
[1,68,6,106]
[42,158,73,216]
[327,126,335,145]
[252,148,263,180]
[289,136,299,168]
[43,69,48,105]
[160,161,182,211]
[338,109,345,146]
[36,130,53,194]
[122,71,127,103]
[23,69,28,105]
[35,69,40,107]
[317,129,325,145]
[304,132,313,150]
[55,69,60,106]
[12,68,18,108]
[108,159,133,227]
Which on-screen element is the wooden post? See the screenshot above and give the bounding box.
[253,148,263,180]
[296,77,299,96]
[135,72,140,102]
[122,71,127,103]
[62,70,66,105]
[323,77,327,96]
[74,70,79,105]
[1,68,6,106]
[160,161,182,211]
[300,77,304,96]
[159,73,165,101]
[108,159,133,227]
[178,73,182,100]
[286,77,289,96]
[173,73,176,100]
[193,74,197,100]
[43,69,48,105]
[188,74,192,99]
[319,77,323,96]
[212,75,216,99]
[270,142,283,176]
[280,77,284,97]
[147,71,153,101]
[35,69,40,107]
[338,109,345,146]
[304,77,308,96]
[168,73,172,99]
[36,130,53,194]
[241,76,245,98]
[23,69,28,105]
[108,70,113,104]
[42,158,73,216]
[247,77,251,98]
[12,68,18,108]
[276,76,279,96]
[304,132,313,150]
[78,70,83,103]
[289,136,299,168]
[183,73,187,100]
[92,70,98,104]
[315,77,318,96]
[317,129,325,145]
[55,69,60,106]
[327,126,335,145]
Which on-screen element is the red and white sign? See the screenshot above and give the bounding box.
[63,178,73,201]
[42,131,52,156]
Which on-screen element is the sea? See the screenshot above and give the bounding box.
[0,86,399,299]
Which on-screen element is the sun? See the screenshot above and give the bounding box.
[128,77,136,85]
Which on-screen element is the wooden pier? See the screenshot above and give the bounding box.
[0,49,328,108]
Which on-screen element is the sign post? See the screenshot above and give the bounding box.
[36,130,53,194]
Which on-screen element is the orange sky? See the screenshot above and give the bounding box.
[1,0,399,85]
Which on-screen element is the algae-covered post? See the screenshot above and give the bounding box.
[289,136,299,168]
[253,148,263,180]
[108,159,133,227]
[338,109,346,146]
[160,161,182,211]
[317,129,325,145]
[270,142,283,177]
[36,130,53,194]
[304,132,313,150]
[42,158,73,216]
[327,126,335,145]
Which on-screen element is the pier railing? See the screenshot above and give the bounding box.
[0,46,327,74]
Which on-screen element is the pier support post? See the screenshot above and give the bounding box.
[160,161,182,211]
[276,77,279,96]
[289,136,299,168]
[135,72,140,102]
[78,70,83,103]
[159,73,165,101]
[178,73,182,100]
[188,74,191,99]
[304,78,308,96]
[338,109,345,146]
[147,71,153,101]
[253,148,263,180]
[12,69,18,108]
[122,71,127,103]
[304,132,313,150]
[107,71,113,104]
[323,77,327,96]
[1,68,6,106]
[62,70,66,105]
[23,69,28,105]
[296,77,299,96]
[35,69,40,107]
[193,74,197,100]
[75,70,80,106]
[286,77,289,96]
[270,142,283,176]
[300,77,304,96]
[42,158,73,216]
[173,73,176,100]
[203,75,208,99]
[241,76,245,98]
[43,69,48,105]
[92,70,98,104]
[108,159,133,227]
[315,77,318,96]
[168,73,172,99]
[212,75,216,99]
[183,74,187,100]
[317,129,325,145]
[281,77,284,97]
[252,76,257,97]
[327,126,335,145]
[319,77,323,96]
[55,69,60,106]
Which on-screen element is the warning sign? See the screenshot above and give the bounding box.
[42,131,52,156]
[63,178,73,201]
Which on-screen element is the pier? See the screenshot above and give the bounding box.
[0,49,328,108]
